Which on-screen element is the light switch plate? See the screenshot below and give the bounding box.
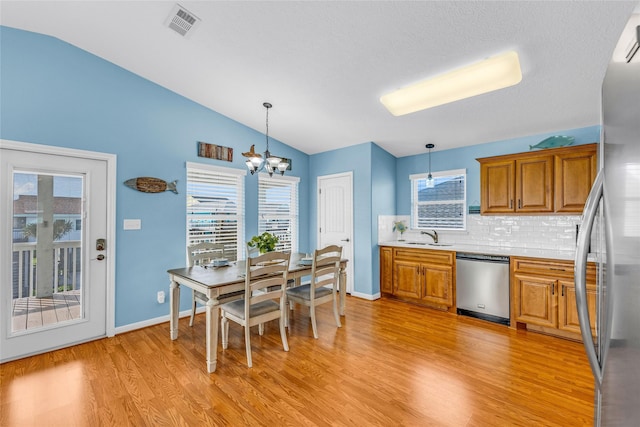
[123,219,141,230]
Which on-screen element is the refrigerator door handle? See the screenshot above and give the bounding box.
[575,170,604,388]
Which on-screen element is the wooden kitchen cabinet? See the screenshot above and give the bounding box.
[554,146,598,213]
[516,155,554,213]
[420,263,454,307]
[478,143,597,215]
[558,279,597,335]
[479,159,514,213]
[380,246,455,311]
[380,246,393,294]
[511,256,596,341]
[393,260,422,299]
[512,272,556,328]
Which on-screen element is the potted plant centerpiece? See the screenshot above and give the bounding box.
[392,220,407,241]
[248,231,279,254]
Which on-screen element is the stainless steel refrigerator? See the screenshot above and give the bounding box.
[575,9,640,426]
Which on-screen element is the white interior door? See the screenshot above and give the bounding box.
[318,172,353,293]
[0,141,115,362]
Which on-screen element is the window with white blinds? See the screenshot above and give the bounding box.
[258,174,299,253]
[186,162,246,261]
[410,169,467,231]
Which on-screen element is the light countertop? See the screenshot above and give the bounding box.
[379,240,579,261]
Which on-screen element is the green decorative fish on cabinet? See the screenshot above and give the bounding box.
[124,177,178,194]
[529,135,574,150]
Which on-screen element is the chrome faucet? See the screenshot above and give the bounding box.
[421,230,438,243]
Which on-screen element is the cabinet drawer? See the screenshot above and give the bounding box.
[512,257,596,279]
[512,257,574,277]
[393,248,454,265]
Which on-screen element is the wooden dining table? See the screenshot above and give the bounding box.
[167,252,348,373]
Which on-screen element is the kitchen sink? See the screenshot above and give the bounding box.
[404,242,452,247]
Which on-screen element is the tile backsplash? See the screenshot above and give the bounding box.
[378,214,581,252]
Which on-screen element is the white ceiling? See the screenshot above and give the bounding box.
[1,1,637,157]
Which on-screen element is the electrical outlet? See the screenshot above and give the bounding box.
[157,291,165,304]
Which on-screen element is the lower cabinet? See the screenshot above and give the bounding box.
[380,246,394,294]
[380,246,455,311]
[511,257,596,340]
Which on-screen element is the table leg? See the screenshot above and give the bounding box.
[205,298,219,373]
[339,267,346,316]
[170,279,180,340]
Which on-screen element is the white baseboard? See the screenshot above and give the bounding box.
[114,308,200,335]
[350,291,380,300]
[114,292,383,335]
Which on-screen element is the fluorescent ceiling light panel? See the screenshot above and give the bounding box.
[380,51,522,116]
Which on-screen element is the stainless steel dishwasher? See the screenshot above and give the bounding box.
[456,252,510,326]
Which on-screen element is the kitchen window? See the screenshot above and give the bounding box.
[258,174,299,253]
[410,168,466,231]
[186,162,246,261]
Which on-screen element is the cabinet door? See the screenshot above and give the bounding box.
[380,247,393,294]
[480,159,515,214]
[516,155,554,213]
[554,147,598,213]
[513,273,557,327]
[393,260,422,299]
[420,263,453,306]
[558,279,597,335]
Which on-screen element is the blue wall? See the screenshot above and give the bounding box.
[1,26,309,327]
[370,144,396,294]
[309,142,375,295]
[395,126,600,215]
[2,25,603,323]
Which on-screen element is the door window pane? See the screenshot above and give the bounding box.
[11,172,84,333]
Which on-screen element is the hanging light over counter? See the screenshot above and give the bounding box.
[425,143,435,188]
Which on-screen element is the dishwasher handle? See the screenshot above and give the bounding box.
[456,253,510,264]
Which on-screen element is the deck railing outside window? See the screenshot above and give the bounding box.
[12,241,82,299]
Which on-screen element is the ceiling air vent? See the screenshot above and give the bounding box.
[164,4,200,38]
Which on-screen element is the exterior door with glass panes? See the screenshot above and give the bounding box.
[0,142,112,362]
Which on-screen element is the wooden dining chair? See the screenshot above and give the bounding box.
[220,251,290,368]
[286,245,342,339]
[187,242,228,327]
[246,241,260,258]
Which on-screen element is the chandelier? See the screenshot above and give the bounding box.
[244,102,288,177]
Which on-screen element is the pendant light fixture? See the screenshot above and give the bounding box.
[425,143,435,188]
[245,102,288,177]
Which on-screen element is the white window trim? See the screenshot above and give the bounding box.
[257,173,300,254]
[410,168,467,231]
[257,172,301,183]
[409,168,466,181]
[186,162,246,261]
[186,161,247,177]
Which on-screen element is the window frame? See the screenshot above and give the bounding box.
[186,162,246,261]
[257,173,300,253]
[409,168,467,231]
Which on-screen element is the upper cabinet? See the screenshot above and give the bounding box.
[477,143,597,215]
[554,146,598,213]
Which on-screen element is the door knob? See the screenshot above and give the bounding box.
[341,238,350,242]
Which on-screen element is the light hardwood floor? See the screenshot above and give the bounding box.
[0,296,594,426]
